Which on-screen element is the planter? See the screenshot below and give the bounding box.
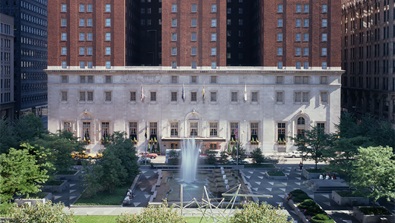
[302,168,323,180]
[54,170,80,181]
[353,206,394,223]
[332,191,369,206]
[266,170,287,180]
[42,180,69,193]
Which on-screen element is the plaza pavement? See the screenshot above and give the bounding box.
[58,156,394,223]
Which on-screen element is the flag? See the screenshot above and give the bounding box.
[244,84,247,101]
[141,85,145,102]
[182,84,185,102]
[202,86,205,100]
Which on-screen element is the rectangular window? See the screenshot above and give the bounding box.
[61,4,67,12]
[171,76,178,84]
[171,33,177,41]
[87,91,94,101]
[191,91,197,102]
[320,91,328,103]
[170,122,178,137]
[251,92,258,102]
[171,19,177,27]
[294,76,309,84]
[210,76,217,83]
[322,33,327,42]
[61,47,67,55]
[191,4,197,12]
[294,91,309,103]
[171,47,177,55]
[64,122,72,132]
[149,122,157,139]
[105,91,112,102]
[276,76,284,84]
[61,18,67,27]
[171,4,177,13]
[277,33,283,41]
[105,33,111,41]
[320,76,328,84]
[61,75,68,83]
[296,19,301,27]
[230,123,239,140]
[210,92,217,102]
[191,61,197,69]
[87,18,93,27]
[211,62,217,69]
[209,122,218,137]
[303,33,309,42]
[171,61,177,68]
[304,4,309,13]
[317,123,325,132]
[277,48,283,56]
[79,4,85,12]
[105,18,111,27]
[130,91,136,101]
[296,4,302,13]
[303,62,309,69]
[276,91,284,103]
[105,4,111,12]
[295,47,301,56]
[79,33,85,41]
[231,92,238,102]
[250,123,259,141]
[79,91,86,101]
[303,48,309,56]
[303,19,309,27]
[277,61,283,69]
[322,4,328,13]
[322,62,328,69]
[322,19,328,27]
[87,47,93,55]
[61,61,67,68]
[79,19,85,27]
[211,4,217,13]
[79,47,85,55]
[277,19,283,27]
[79,61,85,68]
[277,4,283,13]
[211,33,217,41]
[87,75,94,83]
[105,47,111,55]
[61,91,68,101]
[129,122,138,141]
[191,32,197,41]
[150,92,156,102]
[191,47,197,55]
[171,92,177,102]
[105,61,111,69]
[211,48,216,56]
[61,33,67,41]
[87,4,93,12]
[277,123,286,141]
[190,122,198,137]
[191,76,197,84]
[296,62,301,69]
[105,76,112,83]
[87,33,93,41]
[322,48,327,56]
[87,62,93,68]
[211,19,217,27]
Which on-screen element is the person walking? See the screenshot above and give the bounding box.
[299,161,303,170]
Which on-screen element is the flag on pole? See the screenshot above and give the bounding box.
[182,84,185,102]
[202,85,205,100]
[141,85,145,102]
[244,84,247,101]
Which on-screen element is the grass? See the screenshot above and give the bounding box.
[74,186,129,205]
[74,216,222,223]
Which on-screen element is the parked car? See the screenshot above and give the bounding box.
[284,151,302,158]
[140,152,158,159]
[71,151,103,159]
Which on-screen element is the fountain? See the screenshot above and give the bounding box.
[181,138,201,183]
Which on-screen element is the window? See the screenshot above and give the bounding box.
[320,91,328,103]
[79,91,86,101]
[303,48,309,56]
[105,4,111,12]
[82,122,91,142]
[303,19,309,27]
[150,92,156,102]
[322,33,327,42]
[277,33,283,41]
[79,33,85,41]
[87,47,93,55]
[211,4,217,13]
[171,92,177,102]
[171,76,178,84]
[296,4,302,13]
[61,47,67,55]
[277,48,283,56]
[105,47,111,55]
[277,61,283,69]
[190,91,197,102]
[190,122,198,137]
[171,4,177,13]
[61,75,68,83]
[87,18,93,27]
[64,122,72,132]
[191,4,197,12]
[210,76,217,83]
[191,76,197,84]
[294,91,309,103]
[303,62,309,69]
[210,92,217,102]
[211,19,217,27]
[276,76,284,84]
[61,18,67,27]
[105,91,112,102]
[105,33,111,41]
[295,48,301,56]
[209,122,218,137]
[170,122,178,137]
[79,47,85,55]
[171,61,177,68]
[61,61,67,68]
[211,33,217,41]
[79,19,85,27]
[296,19,301,27]
[277,4,283,13]
[322,62,328,69]
[294,76,309,84]
[250,123,259,142]
[322,4,328,13]
[277,123,286,142]
[276,91,284,103]
[317,123,325,132]
[129,122,138,141]
[230,123,239,140]
[211,62,217,69]
[171,47,177,55]
[295,33,301,42]
[79,4,85,12]
[87,33,93,41]
[191,61,197,69]
[105,61,111,69]
[87,62,93,68]
[231,92,238,102]
[251,92,258,102]
[105,76,112,83]
[303,33,309,41]
[79,61,85,68]
[87,4,93,12]
[322,48,327,56]
[320,76,328,84]
[80,75,87,83]
[171,19,177,27]
[304,4,309,13]
[87,76,94,83]
[61,91,68,101]
[87,91,94,101]
[171,33,177,41]
[105,18,111,27]
[149,122,157,140]
[130,91,136,101]
[191,18,197,27]
[61,4,67,12]
[191,32,197,41]
[61,33,67,41]
[277,19,283,27]
[322,19,328,27]
[191,47,197,55]
[211,48,216,56]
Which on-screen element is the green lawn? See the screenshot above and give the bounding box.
[74,186,129,205]
[74,216,222,223]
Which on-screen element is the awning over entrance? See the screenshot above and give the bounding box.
[161,137,226,142]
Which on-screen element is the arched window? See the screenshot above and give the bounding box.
[297,117,306,138]
[297,117,305,125]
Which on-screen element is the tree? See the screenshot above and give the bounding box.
[14,113,46,143]
[231,144,246,162]
[0,119,18,154]
[292,126,334,170]
[250,148,264,164]
[229,202,291,223]
[0,148,48,206]
[350,146,395,202]
[6,201,75,223]
[219,151,229,164]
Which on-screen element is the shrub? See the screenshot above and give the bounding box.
[359,206,391,215]
[229,202,292,223]
[297,199,325,216]
[289,189,310,203]
[310,214,335,223]
[116,202,185,223]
